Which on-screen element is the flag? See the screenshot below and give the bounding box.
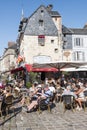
[16,55,24,63]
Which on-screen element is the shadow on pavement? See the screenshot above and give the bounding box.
[0,106,22,126]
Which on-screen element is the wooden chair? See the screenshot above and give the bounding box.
[0,101,2,118]
[84,90,87,100]
[82,90,87,111]
[0,101,6,122]
[13,93,23,104]
[62,95,76,112]
[38,96,54,113]
[5,94,15,115]
[55,88,63,103]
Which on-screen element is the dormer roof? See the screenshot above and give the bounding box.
[70,28,87,35]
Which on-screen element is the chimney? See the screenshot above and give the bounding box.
[8,42,15,47]
[83,23,87,29]
[46,4,53,11]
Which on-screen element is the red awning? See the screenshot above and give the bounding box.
[25,64,58,72]
[11,66,24,73]
[11,64,58,74]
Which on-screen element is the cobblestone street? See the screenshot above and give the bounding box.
[0,102,87,130]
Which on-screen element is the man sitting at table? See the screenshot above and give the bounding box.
[26,84,53,113]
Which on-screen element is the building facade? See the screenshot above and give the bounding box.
[17,5,63,65]
[62,25,73,61]
[1,4,87,74]
[62,24,87,61]
[0,42,17,73]
[70,28,87,61]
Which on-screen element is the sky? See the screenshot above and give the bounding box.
[0,0,87,56]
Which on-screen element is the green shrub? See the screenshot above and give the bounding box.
[26,82,32,88]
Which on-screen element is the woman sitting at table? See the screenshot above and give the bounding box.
[75,84,85,111]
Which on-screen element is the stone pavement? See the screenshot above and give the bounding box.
[0,102,87,130]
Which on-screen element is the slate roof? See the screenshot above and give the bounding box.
[28,5,61,19]
[62,25,73,34]
[24,5,58,36]
[48,11,61,17]
[70,28,87,35]
[62,25,87,35]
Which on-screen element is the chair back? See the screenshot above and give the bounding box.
[84,90,87,97]
[0,101,2,116]
[62,95,74,105]
[5,95,13,105]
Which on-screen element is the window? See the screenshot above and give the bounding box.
[73,51,84,61]
[74,38,83,47]
[55,17,57,21]
[39,20,44,27]
[63,42,67,49]
[38,35,45,46]
[54,48,58,53]
[33,55,51,63]
[41,10,44,15]
[51,40,54,44]
[41,10,44,13]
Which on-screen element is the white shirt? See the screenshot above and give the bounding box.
[49,86,56,93]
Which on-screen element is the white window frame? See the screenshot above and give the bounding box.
[73,51,84,61]
[74,38,83,47]
[38,35,45,46]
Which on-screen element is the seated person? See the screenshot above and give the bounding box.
[20,84,42,106]
[0,88,4,101]
[41,84,53,104]
[30,84,43,101]
[75,84,85,110]
[62,85,76,97]
[1,89,13,114]
[48,82,56,102]
[61,85,77,103]
[29,82,38,99]
[26,84,53,112]
[49,82,56,93]
[14,86,21,97]
[55,82,63,102]
[71,83,76,92]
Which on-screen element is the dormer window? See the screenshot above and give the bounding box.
[38,35,45,46]
[41,10,44,13]
[41,10,44,15]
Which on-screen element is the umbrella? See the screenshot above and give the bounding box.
[76,65,87,71]
[61,67,76,72]
[33,61,87,71]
